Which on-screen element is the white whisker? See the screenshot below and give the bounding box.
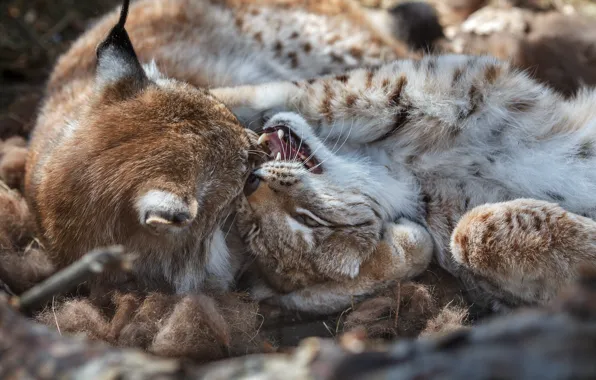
[331,118,354,156]
[224,212,238,240]
[302,119,337,166]
[309,119,353,172]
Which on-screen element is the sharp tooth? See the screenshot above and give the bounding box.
[257,134,269,145]
[276,152,282,160]
[277,129,284,139]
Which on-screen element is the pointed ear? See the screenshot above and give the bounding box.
[136,190,199,234]
[95,0,147,95]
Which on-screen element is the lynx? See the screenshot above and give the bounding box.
[213,54,596,312]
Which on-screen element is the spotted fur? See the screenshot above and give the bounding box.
[213,54,596,310]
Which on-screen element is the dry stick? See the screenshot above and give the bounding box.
[393,282,401,330]
[10,245,135,311]
[0,279,16,297]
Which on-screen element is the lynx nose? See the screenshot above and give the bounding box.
[171,211,192,224]
[137,190,198,232]
[145,210,194,226]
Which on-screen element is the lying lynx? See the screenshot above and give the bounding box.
[213,55,596,312]
[24,0,414,294]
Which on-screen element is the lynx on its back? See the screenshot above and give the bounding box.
[214,55,596,312]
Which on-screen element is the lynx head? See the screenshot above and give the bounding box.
[32,1,261,288]
[236,113,419,293]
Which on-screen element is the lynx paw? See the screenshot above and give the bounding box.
[383,218,434,279]
[451,199,596,306]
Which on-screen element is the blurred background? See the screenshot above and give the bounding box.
[1,0,595,140]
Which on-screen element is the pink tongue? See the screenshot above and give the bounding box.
[268,134,298,160]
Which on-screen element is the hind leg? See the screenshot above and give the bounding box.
[450,199,596,309]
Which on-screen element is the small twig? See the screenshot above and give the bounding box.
[11,245,135,311]
[0,278,16,297]
[52,296,62,336]
[250,312,265,342]
[322,321,335,338]
[394,282,402,329]
[336,307,352,335]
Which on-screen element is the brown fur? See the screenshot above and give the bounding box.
[24,1,262,292]
[37,298,111,340]
[344,283,436,338]
[0,137,28,191]
[28,82,254,290]
[419,305,469,337]
[116,292,179,348]
[37,291,263,362]
[343,268,468,339]
[0,185,53,294]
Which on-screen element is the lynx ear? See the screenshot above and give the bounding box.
[136,190,199,234]
[95,0,147,92]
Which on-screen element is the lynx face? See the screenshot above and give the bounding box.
[236,113,419,294]
[76,67,256,243]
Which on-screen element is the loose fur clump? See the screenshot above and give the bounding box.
[0,246,53,295]
[36,291,264,362]
[419,305,469,337]
[37,298,111,340]
[0,186,33,249]
[0,136,53,295]
[0,137,28,191]
[0,185,53,294]
[343,274,468,339]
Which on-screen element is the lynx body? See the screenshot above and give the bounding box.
[214,55,596,311]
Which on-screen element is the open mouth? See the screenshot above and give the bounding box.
[257,125,323,174]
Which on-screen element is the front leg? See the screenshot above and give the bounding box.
[212,55,545,148]
[267,218,434,314]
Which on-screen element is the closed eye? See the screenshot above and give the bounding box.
[294,207,331,227]
[294,213,320,227]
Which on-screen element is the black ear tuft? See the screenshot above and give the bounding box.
[96,0,147,88]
